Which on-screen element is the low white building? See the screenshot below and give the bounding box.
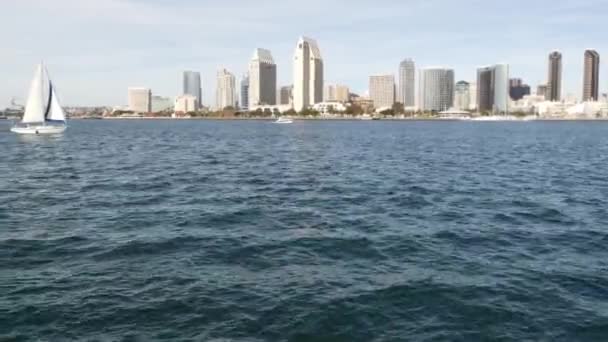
[313,101,347,114]
[565,102,608,118]
[249,104,293,114]
[174,95,198,113]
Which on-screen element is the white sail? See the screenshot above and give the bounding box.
[21,64,46,124]
[47,86,66,122]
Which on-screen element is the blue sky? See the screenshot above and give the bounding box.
[1,0,607,107]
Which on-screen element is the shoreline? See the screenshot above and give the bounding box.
[70,116,608,122]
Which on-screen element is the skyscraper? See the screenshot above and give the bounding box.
[583,49,600,101]
[279,85,293,105]
[183,71,202,109]
[240,75,249,111]
[419,68,454,112]
[369,75,395,109]
[454,81,470,111]
[398,59,416,107]
[293,36,324,111]
[249,48,277,107]
[476,64,509,114]
[128,87,152,113]
[547,51,562,101]
[216,68,236,110]
[537,84,548,97]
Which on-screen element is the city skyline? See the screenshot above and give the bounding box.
[1,0,607,107]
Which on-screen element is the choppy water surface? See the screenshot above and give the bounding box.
[1,120,608,341]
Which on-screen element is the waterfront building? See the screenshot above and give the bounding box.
[509,78,531,101]
[279,85,293,105]
[547,51,562,101]
[537,84,548,97]
[583,49,600,101]
[476,64,509,114]
[468,82,477,111]
[454,81,470,111]
[249,48,277,107]
[151,96,173,112]
[240,75,249,111]
[369,75,396,110]
[398,59,416,107]
[312,102,348,115]
[183,71,202,109]
[324,84,350,103]
[216,68,236,110]
[419,68,454,112]
[128,87,152,113]
[174,95,198,113]
[351,96,375,114]
[293,36,324,111]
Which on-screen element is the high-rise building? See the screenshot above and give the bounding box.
[398,59,416,107]
[324,84,350,103]
[509,78,531,101]
[249,48,277,107]
[369,75,395,109]
[293,36,324,111]
[183,71,202,109]
[583,49,600,101]
[476,64,509,114]
[547,51,562,101]
[468,83,477,111]
[537,84,548,97]
[454,81,470,111]
[151,96,173,112]
[216,68,236,110]
[419,68,454,112]
[128,87,152,113]
[174,95,198,113]
[279,85,293,105]
[240,75,249,111]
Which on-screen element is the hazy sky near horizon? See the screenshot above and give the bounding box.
[1,0,607,107]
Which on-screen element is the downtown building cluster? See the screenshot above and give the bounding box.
[126,42,606,117]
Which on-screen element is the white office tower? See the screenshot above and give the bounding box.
[468,83,477,111]
[454,81,470,111]
[183,71,202,109]
[399,59,416,107]
[216,68,236,110]
[369,75,396,109]
[419,68,454,112]
[128,87,152,113]
[293,36,324,111]
[249,48,277,107]
[477,64,509,114]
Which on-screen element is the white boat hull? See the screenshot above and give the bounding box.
[274,118,293,124]
[11,124,66,135]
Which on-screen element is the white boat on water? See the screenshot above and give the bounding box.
[274,117,293,124]
[11,62,67,135]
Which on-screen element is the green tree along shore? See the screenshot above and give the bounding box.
[104,102,499,119]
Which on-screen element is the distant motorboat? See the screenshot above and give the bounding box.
[11,62,67,135]
[274,117,293,124]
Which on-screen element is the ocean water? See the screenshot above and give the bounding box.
[1,119,607,341]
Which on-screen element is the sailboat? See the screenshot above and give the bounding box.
[11,63,67,134]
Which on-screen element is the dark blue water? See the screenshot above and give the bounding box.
[1,120,607,341]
